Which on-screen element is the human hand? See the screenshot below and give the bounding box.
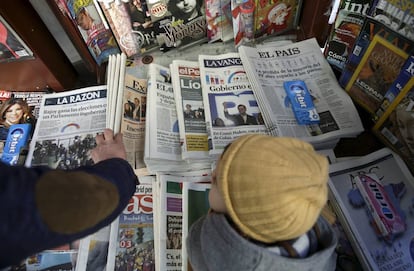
[90,129,127,163]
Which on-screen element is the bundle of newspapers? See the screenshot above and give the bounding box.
[239,38,364,150]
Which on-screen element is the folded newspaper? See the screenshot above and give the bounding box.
[170,60,210,162]
[198,52,267,157]
[25,85,108,168]
[144,63,210,173]
[238,38,364,150]
[106,183,155,271]
[154,170,210,271]
[329,148,414,271]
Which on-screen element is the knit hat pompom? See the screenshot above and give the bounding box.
[217,134,329,243]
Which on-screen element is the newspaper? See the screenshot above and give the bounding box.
[120,73,147,172]
[238,38,364,150]
[170,60,210,162]
[154,171,210,271]
[154,174,183,271]
[181,181,211,271]
[329,148,414,271]
[106,183,155,271]
[25,85,107,168]
[75,225,111,271]
[144,63,210,173]
[198,52,267,157]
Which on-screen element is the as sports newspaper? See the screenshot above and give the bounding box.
[198,52,267,157]
[25,85,107,168]
[106,183,155,271]
[238,38,364,149]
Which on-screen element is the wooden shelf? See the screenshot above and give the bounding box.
[0,0,78,92]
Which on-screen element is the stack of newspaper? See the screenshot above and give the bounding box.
[153,170,211,271]
[198,52,268,157]
[144,63,211,174]
[239,38,365,150]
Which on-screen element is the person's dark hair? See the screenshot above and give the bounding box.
[167,0,203,20]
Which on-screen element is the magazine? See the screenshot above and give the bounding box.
[0,15,33,63]
[376,55,414,119]
[63,0,120,65]
[25,85,107,169]
[344,34,410,116]
[371,0,414,41]
[155,16,208,53]
[205,0,233,43]
[252,0,302,41]
[198,52,267,157]
[75,225,111,271]
[339,16,414,89]
[106,183,155,271]
[323,0,376,71]
[238,38,364,150]
[0,90,47,159]
[96,0,159,56]
[170,60,210,161]
[373,77,414,174]
[146,0,208,52]
[181,181,211,271]
[328,147,414,271]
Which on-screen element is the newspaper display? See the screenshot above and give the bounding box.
[75,225,111,271]
[144,63,185,173]
[170,60,210,162]
[106,183,155,271]
[121,73,147,172]
[238,38,365,150]
[25,85,107,168]
[154,171,210,271]
[144,63,209,173]
[181,181,211,271]
[198,52,267,157]
[154,174,183,271]
[329,148,414,271]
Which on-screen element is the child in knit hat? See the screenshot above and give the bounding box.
[187,134,338,271]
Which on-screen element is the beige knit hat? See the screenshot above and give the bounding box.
[217,134,329,243]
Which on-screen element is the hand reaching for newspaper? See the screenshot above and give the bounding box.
[91,128,127,163]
